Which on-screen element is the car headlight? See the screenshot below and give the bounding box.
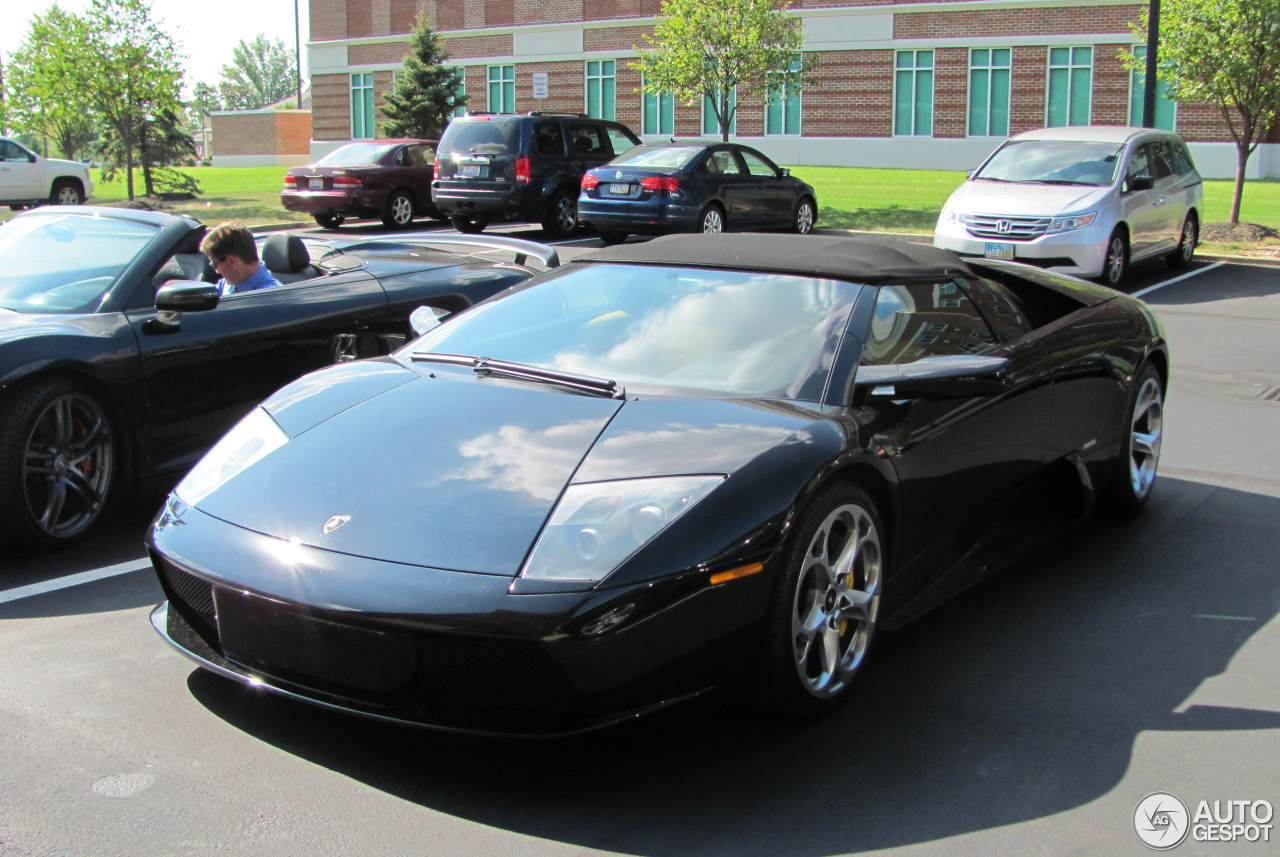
[174,407,289,506]
[520,476,725,583]
[1046,212,1097,234]
[940,205,966,227]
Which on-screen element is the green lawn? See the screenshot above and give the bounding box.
[5,164,1280,242]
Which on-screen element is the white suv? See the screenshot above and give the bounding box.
[933,126,1202,286]
[0,136,94,209]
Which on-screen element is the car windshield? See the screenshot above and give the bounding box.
[0,213,158,313]
[438,119,522,156]
[610,147,703,168]
[406,263,859,399]
[317,143,395,166]
[975,140,1124,187]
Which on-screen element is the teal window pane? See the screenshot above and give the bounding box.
[588,61,599,76]
[895,70,913,133]
[1048,68,1068,126]
[603,79,615,120]
[643,91,657,133]
[897,52,913,69]
[767,91,782,134]
[587,78,600,117]
[1069,68,1091,124]
[972,48,989,66]
[785,92,800,134]
[1072,47,1092,66]
[990,68,1010,136]
[489,67,500,83]
[504,65,514,83]
[489,81,500,111]
[918,51,934,70]
[969,68,989,136]
[351,90,361,138]
[704,94,717,135]
[993,48,1010,67]
[1050,47,1069,66]
[604,61,614,75]
[916,70,933,135]
[503,81,515,112]
[660,92,674,135]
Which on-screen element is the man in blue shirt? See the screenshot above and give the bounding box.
[200,221,282,296]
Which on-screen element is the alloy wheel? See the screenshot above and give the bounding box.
[701,208,724,233]
[390,194,413,227]
[1128,376,1163,500]
[794,201,815,234]
[22,392,113,540]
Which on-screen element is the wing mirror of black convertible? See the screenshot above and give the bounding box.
[409,305,451,337]
[150,281,220,330]
[853,355,1009,402]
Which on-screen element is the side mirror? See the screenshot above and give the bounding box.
[409,304,451,337]
[854,355,1009,401]
[780,167,790,177]
[151,281,220,330]
[1127,175,1154,192]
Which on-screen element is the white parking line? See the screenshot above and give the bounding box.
[1132,261,1223,299]
[0,559,152,606]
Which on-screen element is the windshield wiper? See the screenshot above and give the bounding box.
[1034,179,1097,186]
[411,353,623,399]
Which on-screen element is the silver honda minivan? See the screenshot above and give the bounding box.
[933,126,1203,286]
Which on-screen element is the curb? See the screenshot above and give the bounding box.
[1196,252,1280,268]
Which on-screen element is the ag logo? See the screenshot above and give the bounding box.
[1134,792,1190,850]
[322,515,350,535]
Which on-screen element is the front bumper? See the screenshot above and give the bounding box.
[148,502,775,735]
[933,219,1110,279]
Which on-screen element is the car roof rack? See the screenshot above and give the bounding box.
[526,111,590,118]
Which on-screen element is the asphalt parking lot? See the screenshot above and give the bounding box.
[2,240,1278,856]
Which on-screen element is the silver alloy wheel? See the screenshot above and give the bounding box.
[1128,375,1163,500]
[795,201,815,234]
[55,184,81,205]
[700,208,724,233]
[22,392,113,539]
[1178,219,1196,262]
[791,502,882,698]
[555,196,577,232]
[1105,234,1126,285]
[390,194,413,226]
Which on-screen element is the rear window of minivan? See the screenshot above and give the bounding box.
[439,119,522,156]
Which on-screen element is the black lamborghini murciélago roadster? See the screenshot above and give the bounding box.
[148,233,1168,735]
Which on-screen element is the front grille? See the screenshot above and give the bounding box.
[155,557,216,627]
[417,632,581,712]
[965,214,1052,240]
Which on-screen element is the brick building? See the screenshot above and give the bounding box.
[304,0,1280,178]
[209,92,313,167]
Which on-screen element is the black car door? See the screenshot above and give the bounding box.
[737,147,793,229]
[704,147,757,227]
[126,270,391,478]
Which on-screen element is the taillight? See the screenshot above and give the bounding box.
[284,174,297,189]
[515,156,531,183]
[581,173,599,190]
[333,174,361,186]
[639,176,680,192]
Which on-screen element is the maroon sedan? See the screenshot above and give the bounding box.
[282,139,442,230]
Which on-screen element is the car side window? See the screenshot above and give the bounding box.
[1125,145,1153,191]
[705,150,742,175]
[407,143,434,166]
[0,140,29,161]
[567,123,608,155]
[605,126,638,157]
[1149,141,1175,179]
[964,277,1035,342]
[392,146,409,167]
[740,149,779,177]
[1170,142,1196,176]
[533,122,566,157]
[861,283,997,367]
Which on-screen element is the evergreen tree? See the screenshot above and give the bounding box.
[379,12,467,139]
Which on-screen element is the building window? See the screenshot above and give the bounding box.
[968,48,1010,137]
[451,70,467,117]
[488,65,515,113]
[1129,46,1176,131]
[894,50,934,136]
[586,61,615,120]
[766,57,802,136]
[642,79,675,136]
[1047,47,1092,127]
[703,86,737,136]
[351,73,374,139]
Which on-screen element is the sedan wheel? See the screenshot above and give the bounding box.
[764,483,883,716]
[0,380,115,552]
[1101,230,1128,287]
[699,205,725,234]
[314,213,345,229]
[793,199,816,234]
[1101,363,1163,517]
[382,191,415,229]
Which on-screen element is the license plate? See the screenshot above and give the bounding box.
[985,242,1015,260]
[609,183,630,195]
[458,165,487,178]
[308,178,323,190]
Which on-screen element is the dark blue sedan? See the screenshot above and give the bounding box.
[577,142,818,243]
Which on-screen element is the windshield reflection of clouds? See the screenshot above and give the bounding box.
[438,418,605,501]
[589,422,810,470]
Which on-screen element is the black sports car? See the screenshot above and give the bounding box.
[577,141,818,242]
[148,234,1167,735]
[0,205,554,551]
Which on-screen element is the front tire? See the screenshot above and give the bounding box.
[1100,229,1128,288]
[313,213,345,229]
[450,215,486,234]
[51,179,84,206]
[793,198,816,234]
[1101,363,1163,518]
[1168,214,1197,269]
[698,204,725,234]
[541,191,578,239]
[762,482,884,718]
[0,379,116,552]
[597,229,628,245]
[382,190,415,229]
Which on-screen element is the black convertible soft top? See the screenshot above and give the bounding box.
[579,233,975,284]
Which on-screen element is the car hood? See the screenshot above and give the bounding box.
[192,359,822,574]
[0,310,109,345]
[948,180,1113,216]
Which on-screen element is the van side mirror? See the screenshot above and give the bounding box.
[1127,175,1154,192]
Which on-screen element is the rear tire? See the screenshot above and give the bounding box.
[761,482,885,719]
[1167,214,1197,269]
[597,230,628,245]
[0,378,116,553]
[541,191,578,239]
[1100,362,1163,518]
[1100,228,1128,288]
[51,179,84,206]
[382,190,415,229]
[793,198,816,234]
[698,204,725,234]
[313,213,344,229]
[450,216,486,234]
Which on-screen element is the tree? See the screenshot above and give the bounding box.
[96,108,199,196]
[379,12,467,139]
[1130,0,1280,223]
[633,0,816,142]
[6,6,97,160]
[217,35,299,110]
